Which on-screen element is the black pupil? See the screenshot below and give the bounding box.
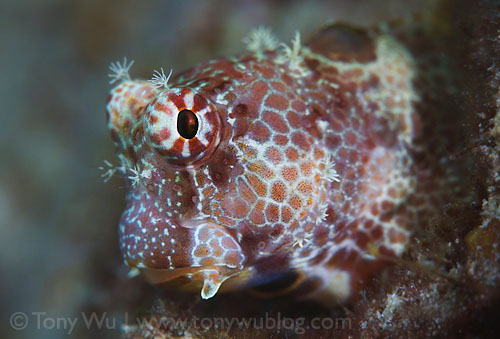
[177,109,198,139]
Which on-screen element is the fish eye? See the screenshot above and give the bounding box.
[177,109,198,139]
[144,88,221,167]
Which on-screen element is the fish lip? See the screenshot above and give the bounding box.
[139,265,248,297]
[138,265,204,284]
[140,264,243,280]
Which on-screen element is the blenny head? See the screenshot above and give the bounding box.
[105,52,316,299]
[106,24,425,303]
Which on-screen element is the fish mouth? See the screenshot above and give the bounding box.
[122,216,250,299]
[139,265,252,299]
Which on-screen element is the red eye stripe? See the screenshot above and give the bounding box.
[188,137,204,154]
[170,88,190,110]
[144,87,221,168]
[193,93,208,112]
[172,138,185,153]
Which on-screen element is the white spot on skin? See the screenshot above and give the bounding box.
[317,120,329,133]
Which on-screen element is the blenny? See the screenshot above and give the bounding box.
[105,24,439,303]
